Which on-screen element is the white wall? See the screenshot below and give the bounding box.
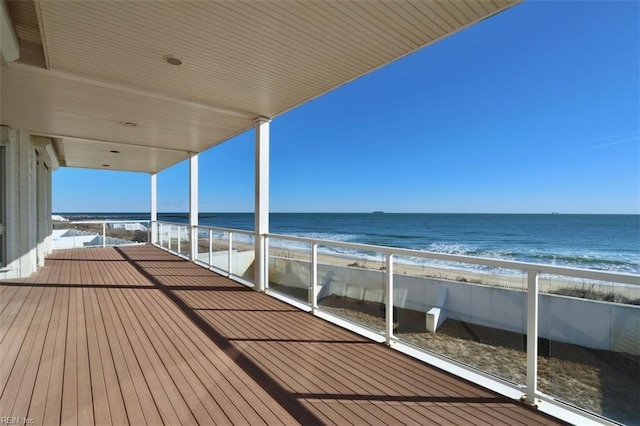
[269,257,640,355]
[0,127,55,280]
[52,229,100,249]
[198,249,254,277]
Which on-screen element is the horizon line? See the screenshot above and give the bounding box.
[53,211,640,215]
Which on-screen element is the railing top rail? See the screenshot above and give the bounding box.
[155,220,189,227]
[193,223,255,235]
[64,219,150,224]
[265,232,640,286]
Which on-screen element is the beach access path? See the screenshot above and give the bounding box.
[0,245,564,425]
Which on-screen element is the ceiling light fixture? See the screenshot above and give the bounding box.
[110,150,120,154]
[102,164,110,167]
[165,55,182,66]
[123,121,137,127]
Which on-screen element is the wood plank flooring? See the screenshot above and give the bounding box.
[0,246,564,425]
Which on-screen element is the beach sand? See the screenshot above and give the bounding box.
[197,238,640,301]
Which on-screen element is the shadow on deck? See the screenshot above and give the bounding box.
[0,246,564,425]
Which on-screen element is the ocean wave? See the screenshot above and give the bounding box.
[527,252,639,274]
[530,252,629,266]
[288,232,361,242]
[269,238,640,276]
[419,243,639,274]
[425,243,518,262]
[268,232,363,253]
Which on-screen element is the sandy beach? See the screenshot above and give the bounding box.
[198,238,640,301]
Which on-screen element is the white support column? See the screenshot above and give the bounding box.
[18,130,37,276]
[0,127,38,279]
[189,153,199,261]
[36,158,46,267]
[150,173,158,244]
[45,166,53,256]
[254,117,271,292]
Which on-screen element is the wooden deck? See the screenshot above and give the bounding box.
[1,246,564,425]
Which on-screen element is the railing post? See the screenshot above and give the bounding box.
[177,226,181,254]
[525,270,540,406]
[102,221,106,248]
[262,235,269,291]
[209,229,213,266]
[191,225,197,261]
[228,232,233,275]
[168,225,171,250]
[310,243,318,311]
[150,172,158,244]
[385,253,394,345]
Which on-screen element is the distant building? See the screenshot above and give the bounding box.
[110,222,148,231]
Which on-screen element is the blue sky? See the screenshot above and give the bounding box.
[53,0,639,214]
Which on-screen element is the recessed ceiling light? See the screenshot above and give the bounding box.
[102,164,110,167]
[165,55,182,66]
[123,121,137,127]
[110,150,120,154]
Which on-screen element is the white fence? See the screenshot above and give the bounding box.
[53,220,150,249]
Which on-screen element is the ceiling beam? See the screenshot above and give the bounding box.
[29,132,194,155]
[0,1,20,65]
[9,62,258,120]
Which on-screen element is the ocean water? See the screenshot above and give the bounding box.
[61,213,639,275]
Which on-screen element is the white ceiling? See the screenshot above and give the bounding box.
[1,0,519,173]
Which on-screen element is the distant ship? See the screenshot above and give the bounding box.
[551,212,560,215]
[373,211,384,214]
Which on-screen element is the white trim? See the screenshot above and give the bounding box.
[266,289,312,312]
[314,310,386,344]
[32,0,50,69]
[392,340,524,399]
[535,393,621,426]
[31,136,60,170]
[0,144,5,267]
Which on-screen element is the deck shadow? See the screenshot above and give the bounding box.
[115,246,323,425]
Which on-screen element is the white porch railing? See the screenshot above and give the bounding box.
[52,219,150,249]
[153,220,639,426]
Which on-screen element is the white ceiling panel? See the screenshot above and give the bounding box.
[58,138,189,173]
[2,0,519,173]
[1,64,256,171]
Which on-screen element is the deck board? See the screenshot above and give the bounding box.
[0,246,566,425]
